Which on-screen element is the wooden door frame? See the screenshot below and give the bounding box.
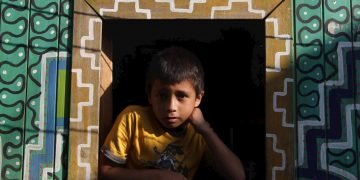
[68,0,294,179]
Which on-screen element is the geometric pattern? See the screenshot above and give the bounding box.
[70,0,294,180]
[67,0,101,179]
[0,0,72,179]
[295,0,360,179]
[11,0,360,179]
[264,0,294,179]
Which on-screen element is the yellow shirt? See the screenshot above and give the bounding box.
[101,105,207,179]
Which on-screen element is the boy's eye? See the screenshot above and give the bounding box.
[176,92,188,99]
[158,92,168,99]
[177,94,185,99]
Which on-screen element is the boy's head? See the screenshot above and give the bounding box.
[146,47,205,129]
[145,46,204,95]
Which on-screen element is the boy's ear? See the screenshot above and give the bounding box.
[195,91,204,107]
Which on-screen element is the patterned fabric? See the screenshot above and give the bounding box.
[102,105,207,179]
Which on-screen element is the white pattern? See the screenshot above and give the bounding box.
[42,129,64,179]
[298,42,359,169]
[99,0,151,19]
[23,52,68,179]
[70,69,94,123]
[265,18,291,72]
[319,104,358,180]
[211,0,265,19]
[77,126,99,180]
[318,42,360,180]
[80,18,102,71]
[266,133,286,180]
[273,78,294,128]
[155,0,206,13]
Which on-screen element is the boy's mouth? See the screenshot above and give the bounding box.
[164,117,179,123]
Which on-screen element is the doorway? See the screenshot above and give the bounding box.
[102,19,265,179]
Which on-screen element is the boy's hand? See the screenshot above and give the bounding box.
[188,108,211,133]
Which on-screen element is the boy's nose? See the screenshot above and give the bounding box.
[167,96,177,112]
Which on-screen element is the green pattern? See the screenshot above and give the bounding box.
[295,0,360,179]
[0,0,73,179]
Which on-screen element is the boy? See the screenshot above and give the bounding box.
[100,47,245,180]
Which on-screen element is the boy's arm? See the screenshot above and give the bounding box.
[99,153,187,180]
[189,108,246,180]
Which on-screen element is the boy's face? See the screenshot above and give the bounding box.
[148,79,203,129]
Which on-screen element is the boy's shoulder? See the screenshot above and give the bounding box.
[123,104,146,111]
[118,105,156,127]
[121,105,150,114]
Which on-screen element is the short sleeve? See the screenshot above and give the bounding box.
[101,107,136,164]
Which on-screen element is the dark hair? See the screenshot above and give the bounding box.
[145,46,204,95]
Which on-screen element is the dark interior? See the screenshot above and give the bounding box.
[103,19,265,180]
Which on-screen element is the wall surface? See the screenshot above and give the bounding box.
[294,0,360,179]
[0,0,359,179]
[0,0,73,179]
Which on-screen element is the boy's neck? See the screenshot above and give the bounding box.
[164,122,188,137]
